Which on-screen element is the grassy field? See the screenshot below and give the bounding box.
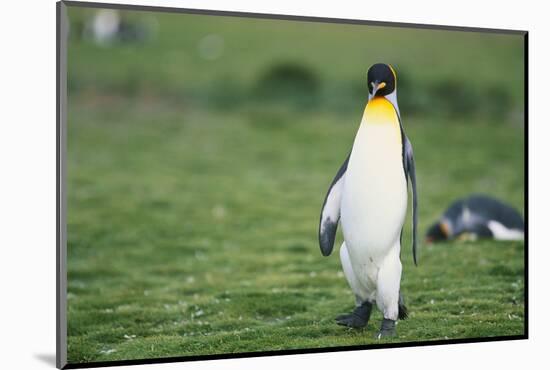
[65,6,525,365]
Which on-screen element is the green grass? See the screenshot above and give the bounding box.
[65,6,525,365]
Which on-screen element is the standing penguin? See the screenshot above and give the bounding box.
[319,63,418,338]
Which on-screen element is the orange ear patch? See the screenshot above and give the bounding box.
[388,64,397,86]
[440,222,450,237]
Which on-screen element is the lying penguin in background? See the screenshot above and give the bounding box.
[425,194,524,243]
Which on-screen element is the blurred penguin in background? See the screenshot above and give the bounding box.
[84,9,156,46]
[426,194,524,243]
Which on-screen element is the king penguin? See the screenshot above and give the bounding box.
[425,194,524,243]
[318,63,418,338]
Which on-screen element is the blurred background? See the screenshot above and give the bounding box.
[66,6,525,364]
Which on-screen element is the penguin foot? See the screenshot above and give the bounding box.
[375,318,396,339]
[335,313,368,328]
[335,301,373,329]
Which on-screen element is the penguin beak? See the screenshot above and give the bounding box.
[371,81,386,96]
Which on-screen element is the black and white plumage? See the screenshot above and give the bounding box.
[403,135,419,265]
[318,63,418,338]
[425,194,524,243]
[318,154,349,257]
[319,139,418,263]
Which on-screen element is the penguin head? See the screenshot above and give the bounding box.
[367,63,397,98]
[425,222,449,243]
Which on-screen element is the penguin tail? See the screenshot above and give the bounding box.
[398,303,408,320]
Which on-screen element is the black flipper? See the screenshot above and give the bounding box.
[318,154,349,256]
[403,136,419,266]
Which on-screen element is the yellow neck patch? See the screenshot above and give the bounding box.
[362,97,399,127]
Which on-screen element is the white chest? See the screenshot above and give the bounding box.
[340,112,408,259]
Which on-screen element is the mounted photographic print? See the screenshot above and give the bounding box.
[56,1,527,368]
